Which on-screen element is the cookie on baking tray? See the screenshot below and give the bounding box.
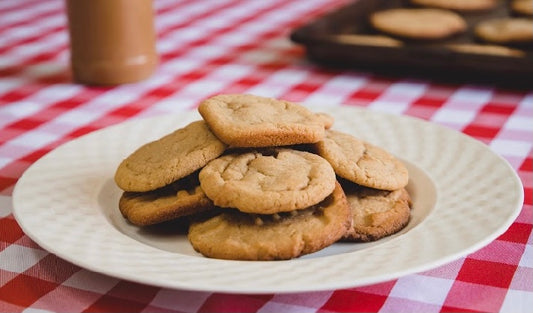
[446,43,525,57]
[340,179,411,242]
[474,18,533,44]
[198,94,325,147]
[370,8,467,40]
[188,181,352,261]
[199,148,336,214]
[511,0,533,16]
[119,172,214,226]
[114,120,227,192]
[410,0,497,12]
[315,129,408,191]
[333,34,403,47]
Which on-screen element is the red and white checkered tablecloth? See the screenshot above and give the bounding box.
[1,0,532,312]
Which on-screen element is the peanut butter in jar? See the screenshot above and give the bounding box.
[65,0,158,85]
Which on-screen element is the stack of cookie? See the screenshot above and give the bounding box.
[114,94,411,260]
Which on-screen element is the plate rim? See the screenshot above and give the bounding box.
[12,106,524,294]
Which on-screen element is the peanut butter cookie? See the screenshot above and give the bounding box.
[188,181,352,260]
[511,0,533,16]
[333,34,403,47]
[475,18,533,44]
[199,148,336,214]
[341,180,411,242]
[198,94,325,147]
[410,0,497,12]
[446,43,525,57]
[370,8,467,40]
[119,172,214,226]
[315,130,408,191]
[115,121,227,192]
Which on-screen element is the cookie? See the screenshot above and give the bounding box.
[333,34,403,47]
[341,180,411,242]
[199,148,336,214]
[198,94,325,147]
[370,8,467,40]
[410,0,497,11]
[115,120,227,192]
[315,130,408,191]
[511,0,533,16]
[475,18,533,44]
[188,181,352,260]
[446,43,525,57]
[119,172,214,226]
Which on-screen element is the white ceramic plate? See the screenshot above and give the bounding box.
[13,106,523,294]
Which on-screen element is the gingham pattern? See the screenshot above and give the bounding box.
[0,0,531,312]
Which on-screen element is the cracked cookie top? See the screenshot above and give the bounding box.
[188,181,351,260]
[114,120,228,192]
[340,179,411,242]
[198,148,336,214]
[198,94,326,147]
[315,129,408,191]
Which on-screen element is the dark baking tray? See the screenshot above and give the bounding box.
[290,0,533,87]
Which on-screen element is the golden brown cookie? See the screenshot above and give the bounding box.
[198,94,325,147]
[199,148,336,214]
[333,34,403,47]
[115,120,227,192]
[341,180,411,242]
[475,18,533,44]
[370,8,467,40]
[446,43,525,57]
[410,0,497,11]
[511,0,533,16]
[188,181,352,260]
[119,172,214,226]
[315,130,408,191]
